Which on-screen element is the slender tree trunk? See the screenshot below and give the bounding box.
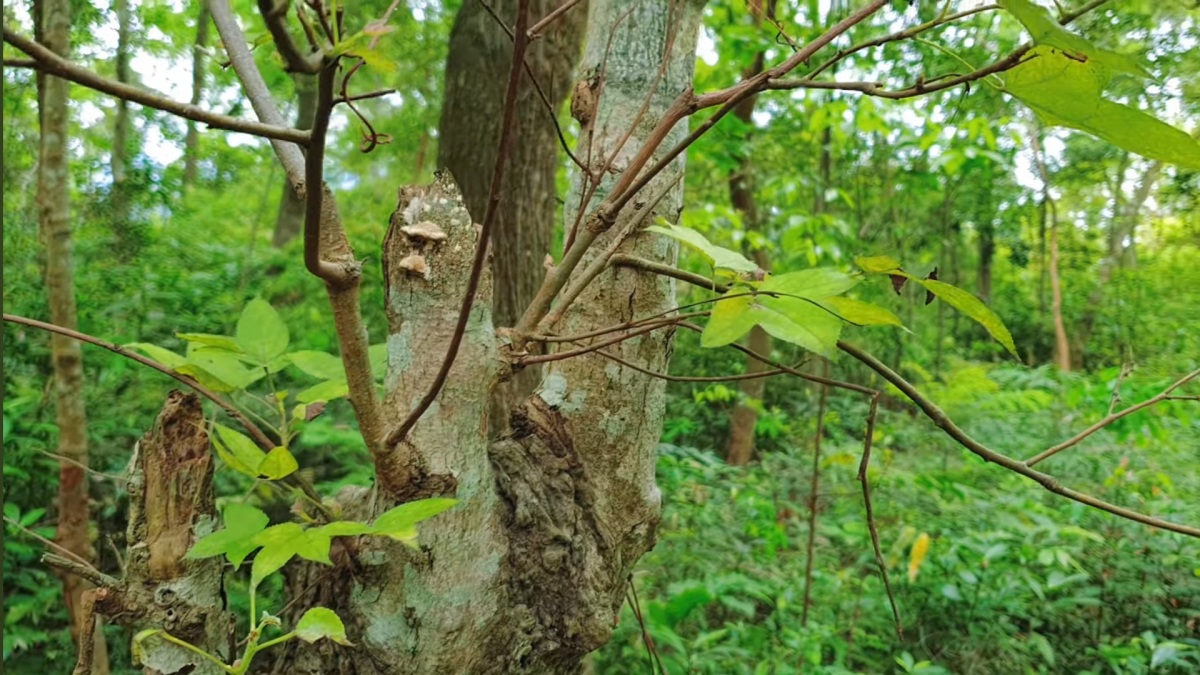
[182,4,210,190]
[111,0,138,260]
[35,0,109,670]
[1029,126,1071,372]
[437,0,586,435]
[271,73,317,247]
[724,1,776,466]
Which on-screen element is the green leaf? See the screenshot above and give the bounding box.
[178,348,262,392]
[315,521,374,537]
[296,379,350,405]
[701,292,757,348]
[258,446,299,480]
[250,523,306,587]
[822,297,905,329]
[373,498,458,545]
[212,423,266,478]
[126,343,189,369]
[295,607,353,646]
[753,296,842,358]
[176,332,243,354]
[237,298,290,365]
[855,256,902,273]
[288,351,345,380]
[1005,47,1200,169]
[646,223,758,273]
[999,0,1150,79]
[760,268,858,300]
[917,279,1019,358]
[187,503,269,567]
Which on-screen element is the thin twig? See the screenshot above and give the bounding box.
[589,346,792,383]
[475,0,587,172]
[857,394,903,638]
[609,258,1200,538]
[800,358,830,627]
[40,553,119,589]
[2,28,308,144]
[839,342,1200,538]
[334,88,395,104]
[521,319,679,366]
[385,0,532,448]
[3,313,332,518]
[1026,368,1200,466]
[527,0,583,39]
[626,578,664,675]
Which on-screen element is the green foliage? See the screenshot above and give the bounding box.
[599,365,1200,674]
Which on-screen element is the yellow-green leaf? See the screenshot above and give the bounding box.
[999,0,1150,79]
[759,268,858,300]
[126,343,188,370]
[295,607,354,646]
[701,292,757,348]
[855,256,903,273]
[646,223,758,273]
[259,446,299,480]
[822,297,905,329]
[917,279,1019,358]
[212,423,266,478]
[1005,47,1200,169]
[236,298,290,365]
[752,296,842,359]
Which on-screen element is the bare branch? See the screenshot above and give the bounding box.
[528,0,584,39]
[257,0,322,73]
[857,394,903,639]
[589,347,792,383]
[1026,368,1200,467]
[385,0,533,448]
[206,0,306,184]
[2,28,309,144]
[303,60,352,284]
[839,341,1200,538]
[3,313,333,518]
[612,257,1200,538]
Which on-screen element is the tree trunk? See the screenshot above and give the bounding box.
[724,0,775,467]
[182,4,210,190]
[111,0,141,260]
[91,392,233,675]
[271,73,317,247]
[1029,126,1070,372]
[35,0,110,669]
[270,1,700,671]
[437,0,586,435]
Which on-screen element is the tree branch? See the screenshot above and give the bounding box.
[3,313,332,518]
[1026,369,1200,466]
[303,59,351,284]
[2,28,309,144]
[206,0,306,185]
[610,257,1200,538]
[257,0,322,73]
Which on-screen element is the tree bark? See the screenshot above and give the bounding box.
[724,1,774,467]
[35,0,109,669]
[1029,126,1070,371]
[437,0,586,436]
[92,391,232,675]
[111,0,136,260]
[271,73,317,247]
[270,1,701,671]
[182,4,210,190]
